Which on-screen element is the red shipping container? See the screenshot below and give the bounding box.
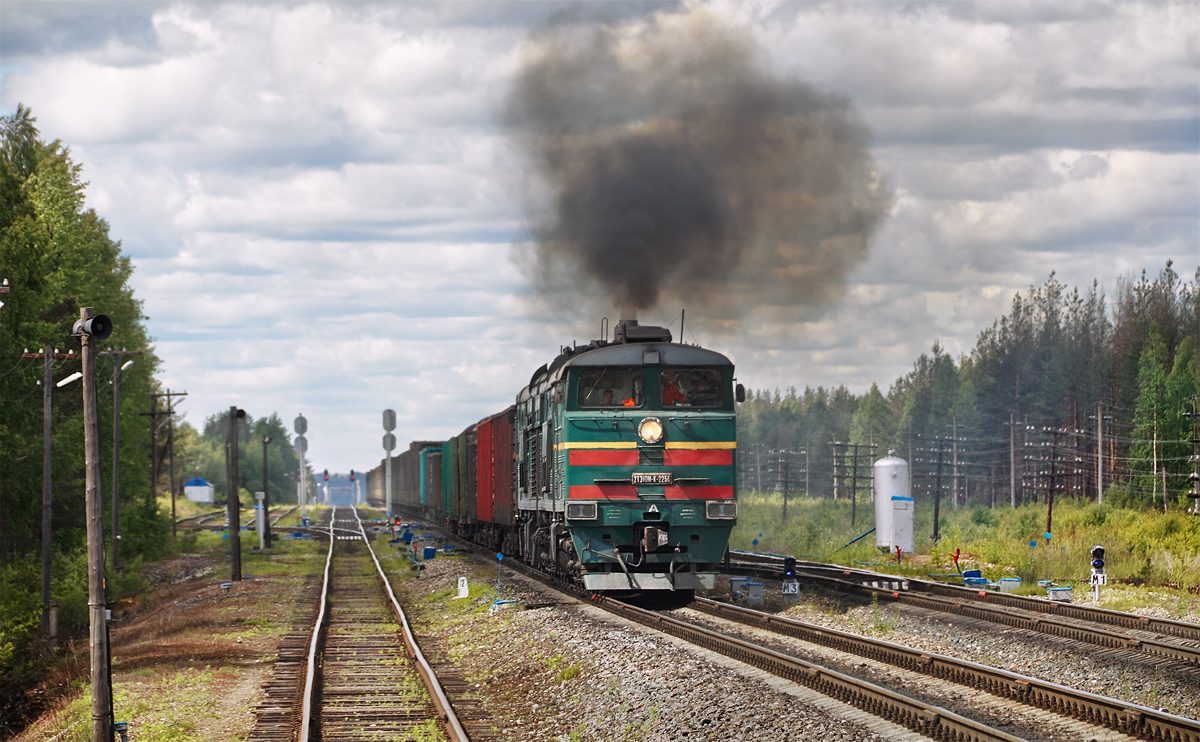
[491,406,517,527]
[476,418,495,522]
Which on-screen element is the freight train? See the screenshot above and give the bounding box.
[365,319,742,594]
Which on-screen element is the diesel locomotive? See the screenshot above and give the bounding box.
[366,319,742,594]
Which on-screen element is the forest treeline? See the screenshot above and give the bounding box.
[0,107,313,730]
[739,264,1200,515]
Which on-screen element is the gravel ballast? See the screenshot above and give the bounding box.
[383,548,896,742]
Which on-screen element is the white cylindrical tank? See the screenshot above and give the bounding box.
[873,453,913,554]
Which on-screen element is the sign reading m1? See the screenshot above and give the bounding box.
[632,472,673,485]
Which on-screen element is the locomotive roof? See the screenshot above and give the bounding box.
[519,322,733,401]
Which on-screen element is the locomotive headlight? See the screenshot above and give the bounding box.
[638,416,664,444]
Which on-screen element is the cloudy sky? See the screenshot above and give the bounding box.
[2,1,1197,474]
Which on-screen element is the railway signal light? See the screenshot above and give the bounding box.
[782,556,797,578]
[323,469,329,481]
[349,469,355,482]
[1089,544,1107,598]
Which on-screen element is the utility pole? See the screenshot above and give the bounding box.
[781,449,791,519]
[228,407,246,581]
[1008,412,1018,508]
[76,307,114,742]
[1186,397,1200,516]
[23,345,75,634]
[929,437,948,541]
[756,444,763,494]
[262,436,273,547]
[951,414,959,508]
[805,442,810,498]
[849,444,858,526]
[143,391,186,530]
[831,441,844,501]
[1096,403,1105,504]
[98,349,141,571]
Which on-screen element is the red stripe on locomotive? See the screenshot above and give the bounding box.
[663,449,732,466]
[664,485,734,499]
[568,484,638,499]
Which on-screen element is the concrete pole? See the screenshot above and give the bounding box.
[41,344,52,634]
[227,407,242,581]
[385,450,392,520]
[1010,412,1017,509]
[1097,403,1104,505]
[111,359,122,571]
[167,407,176,532]
[81,308,112,742]
[262,436,272,548]
[300,450,307,518]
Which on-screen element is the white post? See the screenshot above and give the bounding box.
[385,449,392,520]
[255,492,266,549]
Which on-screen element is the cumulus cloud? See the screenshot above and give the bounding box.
[1,0,1195,466]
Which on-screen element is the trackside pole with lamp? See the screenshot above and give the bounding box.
[1090,545,1106,602]
[74,307,116,742]
[228,407,247,582]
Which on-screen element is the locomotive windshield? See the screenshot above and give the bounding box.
[660,368,724,408]
[578,368,644,408]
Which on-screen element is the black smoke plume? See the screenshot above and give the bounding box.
[503,7,892,324]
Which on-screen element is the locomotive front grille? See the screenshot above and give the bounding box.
[638,447,665,465]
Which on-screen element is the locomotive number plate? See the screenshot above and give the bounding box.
[632,472,673,485]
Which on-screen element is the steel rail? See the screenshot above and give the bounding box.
[298,509,336,742]
[402,517,1024,742]
[593,594,1028,742]
[693,596,1200,742]
[351,508,470,742]
[727,552,1200,663]
[735,551,1200,641]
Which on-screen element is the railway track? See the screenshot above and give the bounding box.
[250,507,468,742]
[402,517,1024,741]
[686,596,1200,742]
[175,505,298,531]
[727,551,1200,668]
[400,515,1200,741]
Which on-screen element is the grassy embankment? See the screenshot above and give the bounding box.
[15,505,324,742]
[731,493,1200,612]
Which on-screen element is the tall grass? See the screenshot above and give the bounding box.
[732,493,1200,588]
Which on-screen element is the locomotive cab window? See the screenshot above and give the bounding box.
[660,368,723,408]
[578,368,644,408]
